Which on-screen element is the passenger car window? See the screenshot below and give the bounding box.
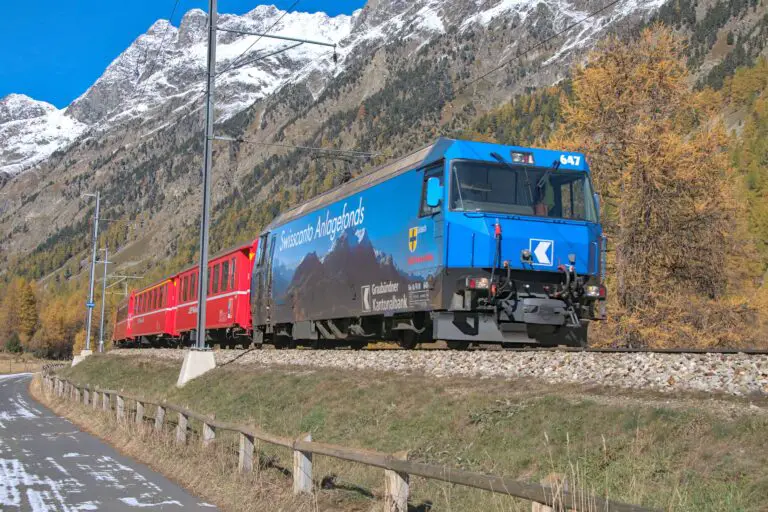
[230,258,236,289]
[221,261,229,292]
[213,264,220,293]
[420,165,444,216]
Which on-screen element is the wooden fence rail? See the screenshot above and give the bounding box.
[45,376,653,512]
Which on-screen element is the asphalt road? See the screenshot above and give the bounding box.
[0,373,217,511]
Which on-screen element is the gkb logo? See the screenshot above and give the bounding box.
[529,239,554,266]
[361,285,372,312]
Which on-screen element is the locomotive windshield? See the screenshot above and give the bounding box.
[450,160,597,222]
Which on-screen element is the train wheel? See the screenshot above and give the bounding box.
[399,331,418,350]
[310,339,328,350]
[446,340,470,350]
[273,335,290,349]
[536,323,589,348]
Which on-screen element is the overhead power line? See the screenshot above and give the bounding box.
[454,0,623,96]
[214,135,378,158]
[141,0,182,84]
[220,42,303,74]
[214,0,302,81]
[216,27,336,48]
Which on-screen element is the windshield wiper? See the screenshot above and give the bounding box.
[491,152,533,204]
[537,160,561,189]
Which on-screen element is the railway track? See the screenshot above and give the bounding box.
[116,342,768,355]
[469,346,768,355]
[109,346,768,397]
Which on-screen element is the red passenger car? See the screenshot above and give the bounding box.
[111,240,257,348]
[174,242,257,347]
[129,278,177,344]
[112,298,132,342]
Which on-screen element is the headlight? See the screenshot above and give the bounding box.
[585,285,606,298]
[466,277,490,290]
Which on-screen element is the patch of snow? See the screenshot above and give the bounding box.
[119,497,183,508]
[461,0,531,28]
[0,96,86,175]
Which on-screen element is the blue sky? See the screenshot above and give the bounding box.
[1,1,365,109]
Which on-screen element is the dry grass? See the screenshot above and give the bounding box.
[0,353,60,374]
[53,355,768,511]
[30,376,369,512]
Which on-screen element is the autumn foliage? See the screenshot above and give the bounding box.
[550,26,766,347]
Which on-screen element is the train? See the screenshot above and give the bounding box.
[112,138,606,349]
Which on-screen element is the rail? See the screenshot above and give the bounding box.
[42,375,654,512]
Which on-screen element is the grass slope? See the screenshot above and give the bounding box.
[60,354,768,511]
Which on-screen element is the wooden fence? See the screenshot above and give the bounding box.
[42,375,652,512]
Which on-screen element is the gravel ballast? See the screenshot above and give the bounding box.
[109,349,768,396]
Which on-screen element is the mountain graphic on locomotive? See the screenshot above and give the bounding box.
[113,138,606,349]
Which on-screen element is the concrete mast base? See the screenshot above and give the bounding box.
[177,349,216,387]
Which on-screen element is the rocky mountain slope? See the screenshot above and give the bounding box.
[1,0,763,282]
[0,94,86,177]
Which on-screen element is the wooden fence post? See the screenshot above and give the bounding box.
[83,388,90,406]
[239,432,254,473]
[202,420,216,448]
[155,405,166,433]
[92,391,99,410]
[135,401,144,426]
[293,433,313,495]
[74,387,81,403]
[102,392,110,412]
[385,451,410,512]
[176,412,188,445]
[116,395,125,421]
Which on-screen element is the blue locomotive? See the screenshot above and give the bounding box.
[251,138,606,348]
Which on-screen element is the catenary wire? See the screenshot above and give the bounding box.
[214,0,302,81]
[453,0,623,96]
[214,136,379,158]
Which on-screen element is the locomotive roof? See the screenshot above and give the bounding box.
[266,138,455,229]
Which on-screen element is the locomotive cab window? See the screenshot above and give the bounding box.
[419,165,444,217]
[450,160,597,222]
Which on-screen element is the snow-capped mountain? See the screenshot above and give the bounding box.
[0,94,86,176]
[1,0,666,177]
[9,0,728,266]
[66,6,354,127]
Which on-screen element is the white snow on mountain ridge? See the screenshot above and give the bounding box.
[1,0,667,177]
[0,95,86,176]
